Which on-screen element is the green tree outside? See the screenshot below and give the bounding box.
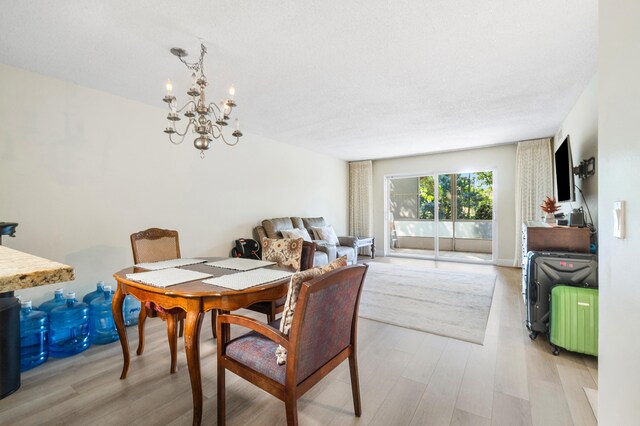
[418,171,492,220]
[456,171,493,220]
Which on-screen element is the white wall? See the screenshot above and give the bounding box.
[598,1,640,423]
[372,144,517,265]
[554,74,598,224]
[0,64,348,305]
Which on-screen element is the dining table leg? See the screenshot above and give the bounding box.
[167,313,178,374]
[112,282,130,380]
[185,309,204,426]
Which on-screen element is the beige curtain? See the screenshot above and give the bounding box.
[349,160,373,255]
[514,138,553,266]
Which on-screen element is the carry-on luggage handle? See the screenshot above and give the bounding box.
[530,281,539,303]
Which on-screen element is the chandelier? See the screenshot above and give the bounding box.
[163,43,242,158]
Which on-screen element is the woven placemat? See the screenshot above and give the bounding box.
[203,268,293,290]
[126,268,212,287]
[134,258,207,271]
[205,258,276,271]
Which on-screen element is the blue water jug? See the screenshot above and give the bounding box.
[49,292,90,358]
[89,286,118,345]
[83,281,105,304]
[123,295,141,326]
[19,301,49,371]
[37,288,65,314]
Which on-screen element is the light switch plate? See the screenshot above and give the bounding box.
[613,201,625,238]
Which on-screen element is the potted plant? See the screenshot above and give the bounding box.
[540,196,560,223]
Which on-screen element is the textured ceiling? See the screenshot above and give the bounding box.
[0,1,597,161]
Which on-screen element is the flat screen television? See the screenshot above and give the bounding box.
[555,135,575,202]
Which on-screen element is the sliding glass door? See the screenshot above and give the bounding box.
[387,170,494,263]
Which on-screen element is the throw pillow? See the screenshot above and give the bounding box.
[261,237,304,271]
[275,255,348,365]
[281,228,312,242]
[311,225,340,246]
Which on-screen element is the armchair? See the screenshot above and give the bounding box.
[216,264,368,426]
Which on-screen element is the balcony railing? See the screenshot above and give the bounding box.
[393,219,492,239]
[391,219,492,254]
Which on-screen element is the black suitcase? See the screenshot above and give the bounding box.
[524,251,598,339]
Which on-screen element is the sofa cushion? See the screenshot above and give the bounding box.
[275,256,348,365]
[281,228,312,242]
[311,225,340,246]
[262,217,295,239]
[302,217,327,234]
[291,217,305,229]
[261,237,304,271]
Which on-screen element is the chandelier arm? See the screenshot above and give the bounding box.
[175,100,196,113]
[206,122,240,146]
[172,119,194,137]
[168,132,186,145]
[208,123,223,139]
[208,102,234,114]
[208,102,225,120]
[216,127,239,146]
[220,133,241,146]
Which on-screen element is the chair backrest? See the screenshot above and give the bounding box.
[287,264,368,384]
[300,241,317,271]
[130,228,181,264]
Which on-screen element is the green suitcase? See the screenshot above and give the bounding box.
[550,285,599,356]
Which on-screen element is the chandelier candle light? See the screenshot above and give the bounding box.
[163,43,242,158]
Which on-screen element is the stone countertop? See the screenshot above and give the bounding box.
[0,246,74,293]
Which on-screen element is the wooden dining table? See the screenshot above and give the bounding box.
[112,258,290,426]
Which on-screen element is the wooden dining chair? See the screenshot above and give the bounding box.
[216,264,368,426]
[130,227,186,373]
[245,241,316,322]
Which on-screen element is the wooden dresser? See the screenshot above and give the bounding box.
[521,221,591,296]
[522,221,591,260]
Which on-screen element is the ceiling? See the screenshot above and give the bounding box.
[0,1,597,161]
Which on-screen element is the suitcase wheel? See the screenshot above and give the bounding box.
[551,345,560,356]
[529,331,538,340]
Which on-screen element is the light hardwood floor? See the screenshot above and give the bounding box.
[0,258,598,425]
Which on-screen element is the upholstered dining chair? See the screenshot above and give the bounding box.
[245,241,316,323]
[130,228,187,373]
[216,264,368,426]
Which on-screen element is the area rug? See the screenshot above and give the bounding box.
[359,262,497,345]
